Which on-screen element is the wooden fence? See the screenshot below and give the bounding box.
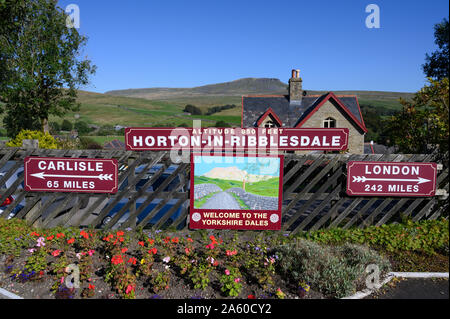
[0,148,448,233]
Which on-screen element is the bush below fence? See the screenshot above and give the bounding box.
[0,148,448,232]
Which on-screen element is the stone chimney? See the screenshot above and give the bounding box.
[289,69,303,104]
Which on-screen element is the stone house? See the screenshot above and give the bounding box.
[241,70,367,153]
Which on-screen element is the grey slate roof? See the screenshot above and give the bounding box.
[242,93,365,132]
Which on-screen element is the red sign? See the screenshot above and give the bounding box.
[347,161,437,197]
[24,157,118,194]
[125,127,349,151]
[189,153,284,230]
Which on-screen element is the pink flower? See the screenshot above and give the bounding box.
[28,248,36,254]
[125,284,135,294]
[36,237,45,247]
[234,278,240,283]
[225,269,230,275]
[163,256,171,263]
[88,249,95,256]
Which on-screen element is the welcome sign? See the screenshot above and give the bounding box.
[189,153,284,230]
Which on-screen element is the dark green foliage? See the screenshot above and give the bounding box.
[74,121,91,135]
[214,120,230,128]
[79,136,102,149]
[274,240,390,298]
[0,0,96,137]
[422,18,449,80]
[183,104,202,115]
[300,219,449,254]
[61,119,73,131]
[97,124,115,136]
[206,104,237,115]
[49,122,61,134]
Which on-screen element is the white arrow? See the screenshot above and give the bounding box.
[352,176,431,184]
[31,172,113,181]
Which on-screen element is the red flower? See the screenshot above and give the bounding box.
[116,231,124,237]
[56,233,65,239]
[30,232,40,237]
[67,238,75,244]
[185,247,190,255]
[209,235,218,245]
[148,248,157,255]
[88,284,95,290]
[46,235,54,241]
[80,230,89,239]
[226,250,237,256]
[148,238,155,245]
[52,250,61,257]
[172,237,179,244]
[111,255,124,265]
[121,247,128,253]
[186,237,193,243]
[247,294,256,299]
[127,257,137,265]
[163,236,171,244]
[138,241,145,247]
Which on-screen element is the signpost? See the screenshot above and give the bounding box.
[24,157,118,194]
[347,161,437,197]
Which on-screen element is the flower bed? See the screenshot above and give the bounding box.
[3,218,438,299]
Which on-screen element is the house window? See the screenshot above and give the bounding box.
[323,117,336,128]
[264,120,278,128]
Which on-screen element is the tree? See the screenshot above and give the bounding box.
[183,104,202,115]
[74,120,91,135]
[385,78,449,154]
[0,0,96,137]
[422,18,449,80]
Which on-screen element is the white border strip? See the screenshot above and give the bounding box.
[0,287,23,299]
[389,272,449,278]
[342,272,449,299]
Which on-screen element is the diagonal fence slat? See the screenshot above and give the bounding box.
[0,148,447,231]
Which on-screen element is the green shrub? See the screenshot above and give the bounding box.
[61,119,73,131]
[273,240,391,298]
[79,137,102,149]
[97,124,115,136]
[300,219,449,254]
[214,120,230,128]
[49,122,60,134]
[183,104,202,115]
[74,121,91,135]
[6,130,58,149]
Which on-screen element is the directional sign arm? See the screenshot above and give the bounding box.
[352,176,431,184]
[30,172,113,181]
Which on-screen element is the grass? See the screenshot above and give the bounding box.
[194,176,243,191]
[194,176,280,198]
[245,178,280,197]
[229,192,250,210]
[84,136,125,145]
[193,191,220,209]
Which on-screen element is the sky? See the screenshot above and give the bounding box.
[58,0,449,93]
[193,155,280,177]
